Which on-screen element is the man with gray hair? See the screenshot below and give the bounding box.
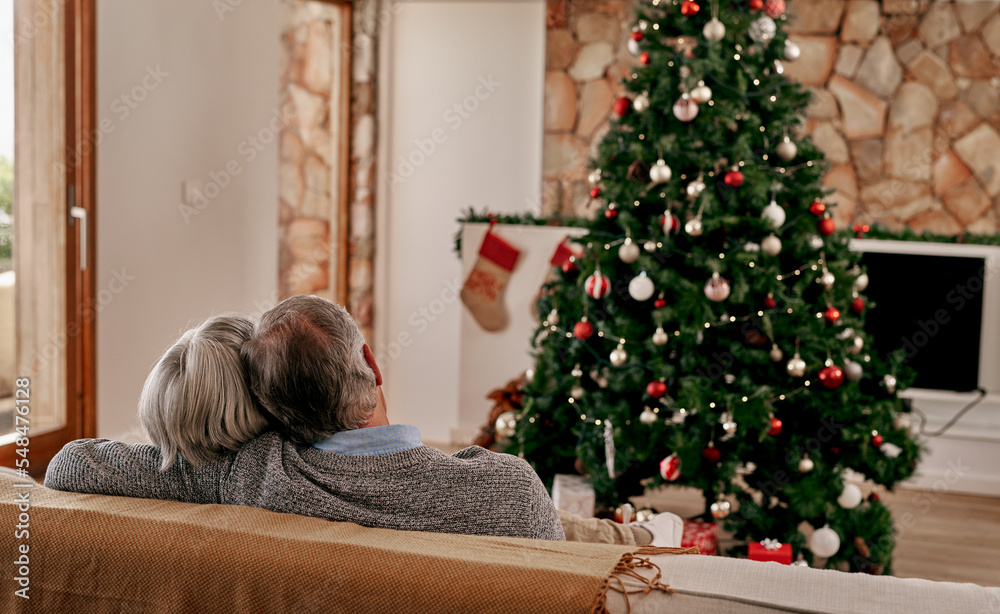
[46,296,565,540]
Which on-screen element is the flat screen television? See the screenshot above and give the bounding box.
[851,239,1000,437]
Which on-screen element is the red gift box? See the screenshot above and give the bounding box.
[681,519,718,556]
[748,540,792,564]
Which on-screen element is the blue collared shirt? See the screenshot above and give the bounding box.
[312,424,423,456]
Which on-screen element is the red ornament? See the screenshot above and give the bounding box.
[640,51,650,65]
[763,0,785,18]
[824,306,841,323]
[646,381,668,398]
[573,320,594,341]
[723,169,745,187]
[818,217,836,236]
[851,296,865,313]
[749,0,764,10]
[654,298,667,309]
[809,200,827,216]
[702,444,721,463]
[585,271,611,299]
[764,295,777,309]
[613,97,632,117]
[561,259,578,274]
[660,213,680,233]
[631,31,643,42]
[872,433,884,447]
[660,454,681,481]
[869,492,881,502]
[680,0,701,16]
[831,446,840,455]
[768,417,783,436]
[853,223,870,238]
[590,187,601,198]
[818,365,845,389]
[604,208,618,219]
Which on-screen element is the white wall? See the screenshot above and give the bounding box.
[376,1,546,443]
[97,1,281,437]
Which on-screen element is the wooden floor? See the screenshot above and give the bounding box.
[633,485,1000,588]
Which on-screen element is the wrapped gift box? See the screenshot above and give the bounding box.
[748,540,793,564]
[681,519,718,556]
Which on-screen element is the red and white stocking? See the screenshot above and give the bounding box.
[461,231,521,331]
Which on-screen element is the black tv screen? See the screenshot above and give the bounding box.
[861,251,984,392]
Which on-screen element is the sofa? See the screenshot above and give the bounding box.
[2,472,997,613]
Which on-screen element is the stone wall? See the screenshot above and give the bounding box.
[278,0,378,339]
[542,0,1000,235]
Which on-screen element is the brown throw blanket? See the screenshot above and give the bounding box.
[0,473,694,613]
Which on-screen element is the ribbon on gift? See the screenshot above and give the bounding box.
[760,538,781,551]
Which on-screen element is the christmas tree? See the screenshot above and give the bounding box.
[511,0,921,573]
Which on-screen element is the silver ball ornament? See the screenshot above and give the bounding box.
[587,169,602,185]
[633,91,651,113]
[761,201,786,228]
[853,272,870,292]
[798,455,814,473]
[704,273,731,302]
[776,136,797,161]
[649,159,672,183]
[547,309,559,326]
[610,344,629,367]
[525,367,535,383]
[495,411,517,439]
[749,16,777,43]
[627,37,641,56]
[629,272,655,301]
[652,327,669,346]
[810,526,841,558]
[639,408,658,425]
[884,374,898,394]
[837,483,863,509]
[786,353,807,377]
[820,270,836,289]
[618,238,641,263]
[644,240,658,253]
[691,82,712,104]
[685,217,704,237]
[686,178,706,198]
[672,94,699,122]
[784,39,801,61]
[848,336,864,354]
[762,234,782,256]
[808,235,825,250]
[844,359,863,382]
[703,17,726,42]
[770,344,784,362]
[710,499,731,520]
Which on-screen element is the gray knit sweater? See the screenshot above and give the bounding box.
[44,432,565,541]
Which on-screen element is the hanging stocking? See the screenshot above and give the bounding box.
[461,230,521,331]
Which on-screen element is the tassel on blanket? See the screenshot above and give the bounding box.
[590,546,700,614]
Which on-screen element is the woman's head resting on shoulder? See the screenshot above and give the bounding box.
[139,314,269,470]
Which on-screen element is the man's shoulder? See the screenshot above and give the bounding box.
[451,446,534,473]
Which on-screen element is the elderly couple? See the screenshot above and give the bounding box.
[46,295,681,547]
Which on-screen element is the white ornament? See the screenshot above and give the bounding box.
[808,235,824,250]
[704,273,731,302]
[652,327,669,346]
[649,159,673,183]
[744,242,761,253]
[820,270,836,289]
[672,94,699,122]
[776,136,797,161]
[893,412,912,432]
[798,456,814,473]
[762,234,782,256]
[610,344,629,367]
[691,81,713,104]
[784,39,801,61]
[547,309,559,326]
[773,59,784,75]
[786,353,806,377]
[883,374,898,394]
[848,336,864,354]
[770,344,784,362]
[629,272,656,301]
[837,483,863,509]
[853,272,870,292]
[495,411,517,438]
[633,91,651,112]
[844,360,863,382]
[703,17,726,42]
[686,177,706,198]
[525,367,535,383]
[881,442,902,459]
[810,525,841,558]
[685,217,704,237]
[644,240,658,253]
[640,408,658,425]
[619,238,641,263]
[570,385,585,400]
[588,169,602,185]
[627,38,641,56]
[710,499,731,520]
[571,364,584,377]
[749,16,777,43]
[761,200,786,228]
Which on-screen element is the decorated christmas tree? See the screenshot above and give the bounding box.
[509,0,921,573]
